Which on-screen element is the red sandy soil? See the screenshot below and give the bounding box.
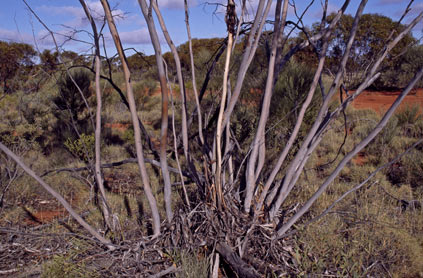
[24,206,67,225]
[104,122,130,132]
[23,195,78,226]
[353,152,367,166]
[350,88,423,114]
[25,210,67,225]
[351,88,422,165]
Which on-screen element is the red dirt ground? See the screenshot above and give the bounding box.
[19,88,421,224]
[23,195,78,226]
[24,207,67,225]
[350,88,422,165]
[105,122,130,132]
[350,88,423,114]
[26,210,67,225]
[352,152,367,166]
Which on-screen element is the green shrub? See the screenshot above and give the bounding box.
[268,61,322,150]
[64,133,95,163]
[387,149,423,188]
[52,69,94,143]
[133,79,157,109]
[395,104,422,137]
[366,116,398,160]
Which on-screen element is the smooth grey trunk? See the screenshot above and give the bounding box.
[215,35,233,207]
[100,0,161,236]
[225,82,234,186]
[0,142,114,250]
[151,1,190,159]
[79,0,112,231]
[138,0,173,222]
[171,92,191,208]
[215,0,236,208]
[165,63,191,208]
[184,0,204,145]
[232,0,246,52]
[269,73,380,209]
[255,40,328,215]
[255,0,344,213]
[221,0,272,130]
[244,0,288,213]
[269,0,367,218]
[270,8,423,217]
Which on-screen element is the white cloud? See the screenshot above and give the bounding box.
[243,0,278,20]
[37,1,126,29]
[116,28,152,44]
[157,0,198,10]
[33,1,149,48]
[0,28,33,43]
[0,27,80,50]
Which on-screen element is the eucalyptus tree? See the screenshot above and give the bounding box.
[1,0,422,275]
[96,0,422,245]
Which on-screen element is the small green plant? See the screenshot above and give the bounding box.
[170,250,209,278]
[41,255,99,278]
[41,239,99,278]
[64,133,95,163]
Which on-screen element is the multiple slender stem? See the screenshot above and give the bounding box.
[79,0,113,232]
[1,0,421,253]
[100,0,161,236]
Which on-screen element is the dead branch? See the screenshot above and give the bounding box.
[0,142,115,250]
[216,242,260,278]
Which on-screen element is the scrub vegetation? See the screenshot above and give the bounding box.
[1,0,423,277]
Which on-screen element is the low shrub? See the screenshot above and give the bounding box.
[64,133,95,163]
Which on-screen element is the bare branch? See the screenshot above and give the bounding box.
[0,142,114,250]
[100,0,161,236]
[138,0,174,222]
[276,66,423,237]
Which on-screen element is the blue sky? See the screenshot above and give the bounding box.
[0,0,422,57]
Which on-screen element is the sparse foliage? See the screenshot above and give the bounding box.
[0,0,423,277]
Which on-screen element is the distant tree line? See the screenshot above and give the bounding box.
[0,13,422,95]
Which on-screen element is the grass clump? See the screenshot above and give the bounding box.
[171,250,209,278]
[41,255,99,278]
[292,181,423,277]
[41,240,99,278]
